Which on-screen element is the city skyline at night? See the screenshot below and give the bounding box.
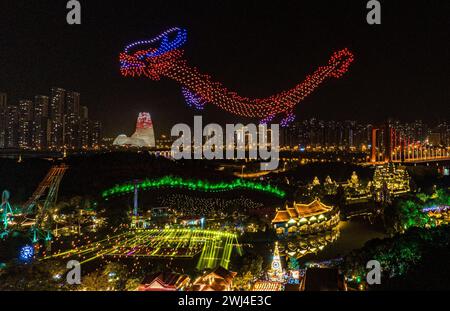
[0,1,448,137]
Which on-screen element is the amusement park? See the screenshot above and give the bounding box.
[0,0,450,304]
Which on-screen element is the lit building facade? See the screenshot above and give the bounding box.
[6,105,19,148]
[49,87,65,149]
[80,119,89,149]
[373,162,410,201]
[272,199,340,235]
[18,99,33,149]
[138,272,190,291]
[0,92,7,148]
[0,88,101,151]
[64,91,80,149]
[113,112,155,148]
[91,120,102,148]
[32,95,49,149]
[344,171,372,202]
[191,266,237,291]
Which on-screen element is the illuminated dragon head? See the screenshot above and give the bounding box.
[119,27,187,80]
[327,48,354,78]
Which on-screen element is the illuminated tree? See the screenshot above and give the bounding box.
[79,270,111,291]
[288,256,300,271]
[125,278,141,291]
[398,200,432,230]
[233,271,254,291]
[0,260,64,290]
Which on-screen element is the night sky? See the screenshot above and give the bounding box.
[0,0,449,137]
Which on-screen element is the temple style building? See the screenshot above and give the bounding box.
[323,175,338,195]
[272,199,340,235]
[373,162,410,200]
[277,229,340,258]
[344,171,372,202]
[191,266,237,291]
[138,272,190,291]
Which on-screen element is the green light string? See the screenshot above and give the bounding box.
[102,176,286,199]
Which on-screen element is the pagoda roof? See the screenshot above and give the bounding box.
[272,210,291,223]
[208,266,237,281]
[293,199,333,218]
[272,199,334,223]
[286,207,297,218]
[140,272,189,291]
[192,266,237,291]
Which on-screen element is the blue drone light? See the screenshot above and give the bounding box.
[181,87,205,110]
[125,27,187,58]
[19,245,34,261]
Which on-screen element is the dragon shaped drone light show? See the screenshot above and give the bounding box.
[120,27,354,127]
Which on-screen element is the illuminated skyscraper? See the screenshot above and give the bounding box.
[80,105,88,119]
[32,95,49,149]
[18,100,33,149]
[1,88,100,151]
[64,91,80,149]
[91,120,102,148]
[80,106,89,148]
[0,92,7,148]
[6,105,19,148]
[49,87,65,149]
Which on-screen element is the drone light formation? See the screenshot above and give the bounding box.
[120,27,354,126]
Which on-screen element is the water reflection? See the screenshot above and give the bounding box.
[277,228,340,259]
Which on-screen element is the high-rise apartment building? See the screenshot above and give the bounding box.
[65,91,81,148]
[18,99,33,149]
[49,87,65,149]
[91,120,102,148]
[80,106,89,148]
[32,95,49,149]
[0,92,7,148]
[1,88,101,151]
[6,105,19,148]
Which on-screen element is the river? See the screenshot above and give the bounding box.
[246,218,387,267]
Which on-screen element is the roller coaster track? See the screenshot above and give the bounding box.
[22,164,68,227]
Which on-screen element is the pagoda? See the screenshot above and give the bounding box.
[268,242,284,282]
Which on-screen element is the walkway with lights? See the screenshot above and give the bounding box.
[102,176,286,199]
[43,228,242,270]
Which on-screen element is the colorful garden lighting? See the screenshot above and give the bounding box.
[422,205,449,213]
[101,176,286,199]
[43,228,242,270]
[119,27,354,126]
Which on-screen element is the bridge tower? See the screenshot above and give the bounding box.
[370,121,396,163]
